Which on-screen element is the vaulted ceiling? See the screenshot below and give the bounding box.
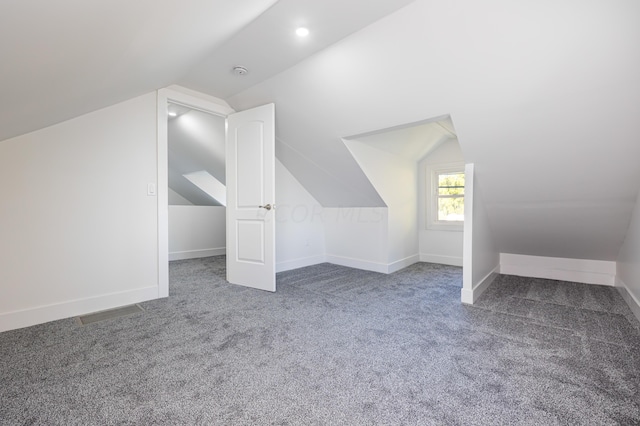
[0,0,280,141]
[168,105,226,206]
[2,0,639,261]
[226,0,640,261]
[0,0,412,142]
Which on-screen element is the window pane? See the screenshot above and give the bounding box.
[438,196,464,221]
[438,173,465,196]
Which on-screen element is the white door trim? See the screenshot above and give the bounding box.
[156,86,235,298]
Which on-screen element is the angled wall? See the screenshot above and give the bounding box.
[344,139,418,271]
[168,108,226,206]
[275,159,326,272]
[616,191,640,322]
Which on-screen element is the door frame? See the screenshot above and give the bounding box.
[156,86,235,298]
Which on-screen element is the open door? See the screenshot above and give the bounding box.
[225,103,276,291]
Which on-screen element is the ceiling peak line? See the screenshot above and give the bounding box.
[342,114,453,141]
[276,135,384,206]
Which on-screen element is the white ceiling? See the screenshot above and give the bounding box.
[0,0,414,142]
[0,0,278,142]
[2,0,640,261]
[168,107,226,206]
[228,0,640,261]
[178,0,417,99]
[345,118,456,162]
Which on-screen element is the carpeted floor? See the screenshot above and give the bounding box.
[1,257,639,425]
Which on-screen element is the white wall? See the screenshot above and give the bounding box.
[168,160,328,268]
[168,206,225,260]
[324,208,389,273]
[275,159,326,272]
[0,93,159,332]
[617,191,640,322]
[461,163,499,304]
[229,0,640,265]
[344,140,419,271]
[419,139,464,266]
[168,188,193,205]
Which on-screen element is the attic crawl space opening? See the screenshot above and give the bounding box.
[342,116,466,269]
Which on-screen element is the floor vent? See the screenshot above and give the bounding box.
[77,304,144,326]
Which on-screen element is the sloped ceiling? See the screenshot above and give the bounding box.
[345,118,456,162]
[168,106,226,206]
[178,0,419,207]
[227,0,640,261]
[179,0,417,99]
[2,0,640,262]
[0,0,279,142]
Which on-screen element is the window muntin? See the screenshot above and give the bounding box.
[436,171,464,222]
[426,163,465,231]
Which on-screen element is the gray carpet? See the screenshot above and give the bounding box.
[1,257,639,425]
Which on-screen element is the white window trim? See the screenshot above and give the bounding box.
[426,162,465,232]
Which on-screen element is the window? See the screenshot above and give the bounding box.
[427,164,465,231]
[436,171,465,221]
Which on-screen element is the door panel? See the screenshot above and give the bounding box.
[237,220,265,263]
[226,104,275,292]
[236,122,264,208]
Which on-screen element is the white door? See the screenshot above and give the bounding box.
[225,103,276,291]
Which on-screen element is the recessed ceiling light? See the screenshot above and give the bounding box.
[296,27,309,37]
[168,111,177,117]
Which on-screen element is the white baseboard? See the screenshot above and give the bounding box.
[499,253,616,286]
[461,266,498,304]
[325,255,389,274]
[0,285,159,333]
[615,277,640,325]
[277,255,326,273]
[325,254,420,274]
[388,255,420,274]
[169,248,225,261]
[387,254,420,274]
[420,253,463,267]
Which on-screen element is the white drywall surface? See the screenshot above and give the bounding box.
[275,159,326,272]
[419,139,464,266]
[0,93,159,331]
[168,206,225,260]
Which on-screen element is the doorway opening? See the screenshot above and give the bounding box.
[157,87,277,295]
[157,88,234,297]
[167,103,227,263]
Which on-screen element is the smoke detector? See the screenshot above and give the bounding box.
[233,66,248,76]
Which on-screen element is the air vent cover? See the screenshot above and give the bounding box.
[77,304,144,325]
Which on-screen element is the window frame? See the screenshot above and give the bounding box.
[426,162,465,232]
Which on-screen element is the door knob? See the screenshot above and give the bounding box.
[259,204,272,211]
